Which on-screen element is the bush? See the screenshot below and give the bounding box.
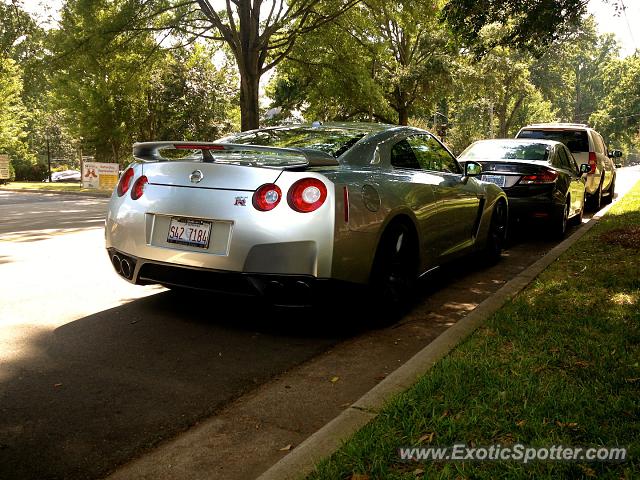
[11,157,49,181]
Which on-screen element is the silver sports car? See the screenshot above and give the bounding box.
[106,123,507,308]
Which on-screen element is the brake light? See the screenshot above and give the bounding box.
[288,178,328,213]
[253,183,282,211]
[131,175,148,200]
[117,168,134,197]
[520,169,558,184]
[588,152,597,174]
[174,144,225,150]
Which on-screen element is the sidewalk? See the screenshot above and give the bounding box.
[0,182,112,198]
[301,180,640,479]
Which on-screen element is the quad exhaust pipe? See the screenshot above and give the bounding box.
[110,251,135,280]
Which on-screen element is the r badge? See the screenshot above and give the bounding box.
[234,196,247,206]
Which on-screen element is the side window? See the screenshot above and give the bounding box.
[567,148,579,173]
[391,139,420,170]
[556,147,571,170]
[592,132,604,154]
[406,135,461,174]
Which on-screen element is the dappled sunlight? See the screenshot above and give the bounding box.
[0,226,103,242]
[610,292,636,306]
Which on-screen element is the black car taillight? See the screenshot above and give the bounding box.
[520,168,558,185]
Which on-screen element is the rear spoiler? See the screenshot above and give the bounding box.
[132,141,339,168]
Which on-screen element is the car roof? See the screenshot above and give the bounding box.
[471,138,561,148]
[257,122,399,134]
[520,123,591,131]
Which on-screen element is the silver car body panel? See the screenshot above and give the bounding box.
[106,124,507,289]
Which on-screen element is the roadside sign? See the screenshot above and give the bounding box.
[0,154,10,180]
[82,162,119,190]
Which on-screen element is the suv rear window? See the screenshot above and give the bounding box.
[517,129,589,153]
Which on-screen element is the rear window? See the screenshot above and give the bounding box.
[459,141,550,161]
[517,129,589,153]
[217,126,368,158]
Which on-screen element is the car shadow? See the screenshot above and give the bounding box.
[0,289,361,480]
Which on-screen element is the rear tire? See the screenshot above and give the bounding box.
[368,221,418,326]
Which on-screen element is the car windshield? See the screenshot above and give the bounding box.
[217,126,368,158]
[517,129,589,153]
[460,142,550,161]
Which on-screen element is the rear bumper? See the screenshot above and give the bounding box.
[506,194,564,220]
[107,248,350,306]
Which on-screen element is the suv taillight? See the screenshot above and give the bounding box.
[588,152,597,174]
[520,168,558,184]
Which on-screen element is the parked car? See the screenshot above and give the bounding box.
[105,123,508,311]
[43,170,82,182]
[515,123,617,210]
[459,139,589,238]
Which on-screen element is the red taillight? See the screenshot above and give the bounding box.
[253,183,282,211]
[588,152,597,174]
[117,168,134,197]
[131,175,148,200]
[288,178,328,213]
[520,169,558,184]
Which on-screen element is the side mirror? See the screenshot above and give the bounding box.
[609,149,623,158]
[464,161,482,177]
[579,163,590,174]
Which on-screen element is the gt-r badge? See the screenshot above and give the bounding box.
[190,170,203,184]
[234,196,247,206]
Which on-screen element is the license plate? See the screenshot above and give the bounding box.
[167,217,212,249]
[481,174,506,187]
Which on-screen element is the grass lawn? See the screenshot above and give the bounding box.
[309,181,640,479]
[1,181,110,194]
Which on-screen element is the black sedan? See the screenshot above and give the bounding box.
[459,139,590,238]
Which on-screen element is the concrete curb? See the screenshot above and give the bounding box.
[0,187,111,198]
[256,201,618,480]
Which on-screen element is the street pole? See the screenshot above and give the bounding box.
[46,135,51,182]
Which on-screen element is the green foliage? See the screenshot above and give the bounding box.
[591,54,640,153]
[442,0,588,55]
[271,0,457,125]
[0,55,32,161]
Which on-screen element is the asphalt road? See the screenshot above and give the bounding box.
[1,170,638,480]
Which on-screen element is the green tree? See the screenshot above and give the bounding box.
[442,0,588,55]
[0,56,31,160]
[270,0,457,126]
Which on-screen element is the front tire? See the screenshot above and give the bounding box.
[603,178,615,205]
[588,176,604,211]
[552,201,569,239]
[483,199,508,264]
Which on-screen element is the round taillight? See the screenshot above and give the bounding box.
[131,175,148,200]
[253,183,282,211]
[288,178,328,213]
[117,168,134,197]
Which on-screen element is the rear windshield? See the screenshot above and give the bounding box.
[459,142,550,161]
[517,129,589,153]
[217,126,368,158]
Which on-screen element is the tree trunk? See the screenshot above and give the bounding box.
[398,107,409,126]
[239,70,260,131]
